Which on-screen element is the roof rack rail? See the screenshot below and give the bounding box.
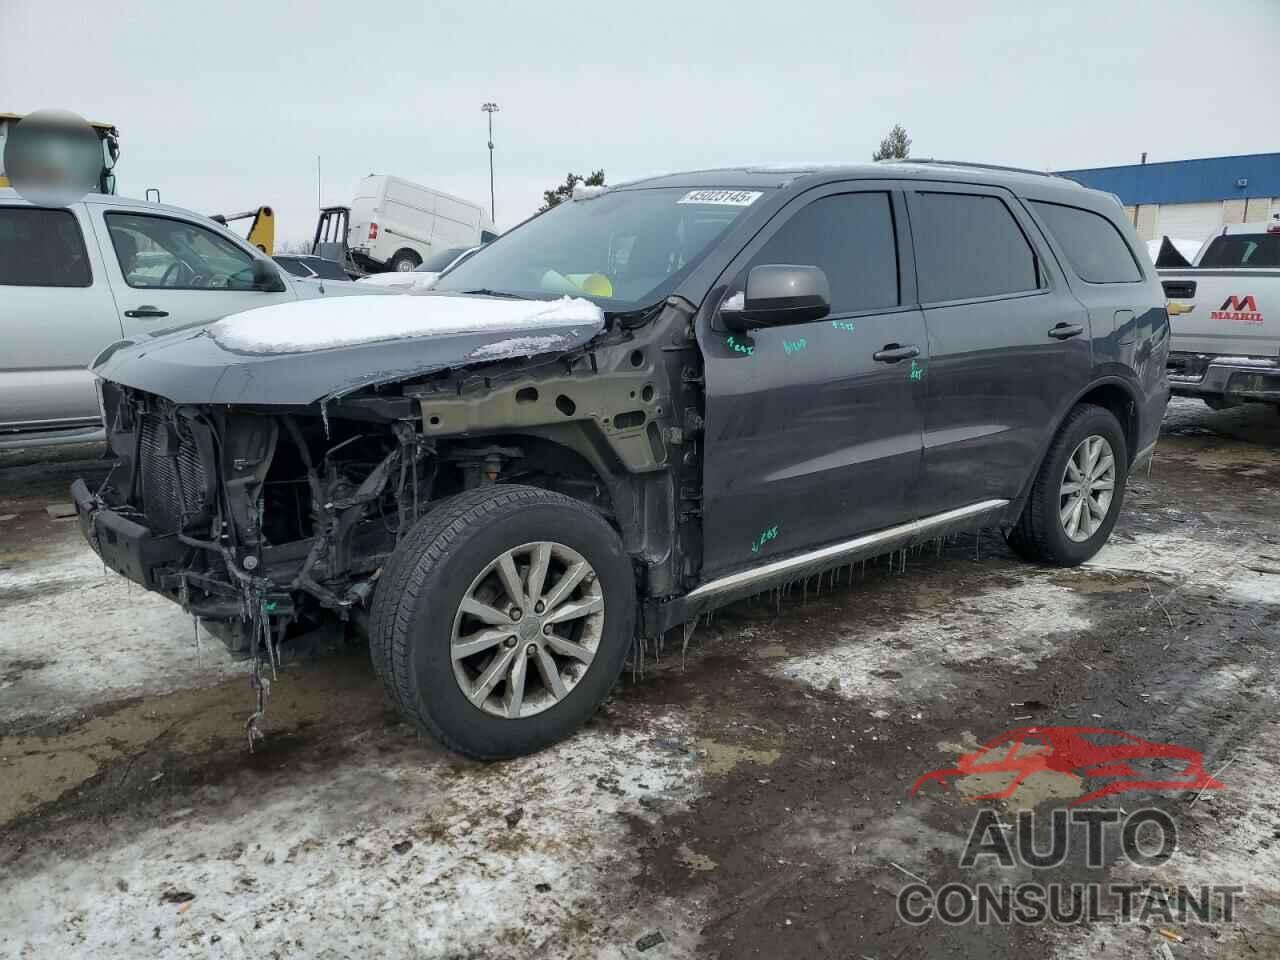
[878,158,1061,179]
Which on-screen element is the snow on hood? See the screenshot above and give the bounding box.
[210,293,604,355]
[356,271,440,291]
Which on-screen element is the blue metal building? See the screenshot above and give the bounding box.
[1055,153,1280,241]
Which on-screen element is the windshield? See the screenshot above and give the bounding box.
[308,257,350,280]
[432,187,765,309]
[275,257,306,277]
[1199,234,1280,268]
[417,247,470,272]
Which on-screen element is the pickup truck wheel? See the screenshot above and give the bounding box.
[1005,404,1128,567]
[368,484,635,759]
[387,250,420,272]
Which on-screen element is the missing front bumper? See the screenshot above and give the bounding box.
[71,478,186,591]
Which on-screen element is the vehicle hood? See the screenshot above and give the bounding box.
[92,292,606,406]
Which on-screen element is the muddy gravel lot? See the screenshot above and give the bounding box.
[2,398,1278,959]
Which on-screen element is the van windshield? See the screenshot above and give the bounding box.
[432,188,765,310]
[1199,234,1280,268]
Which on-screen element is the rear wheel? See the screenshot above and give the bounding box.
[368,485,635,758]
[387,250,420,272]
[1006,404,1128,566]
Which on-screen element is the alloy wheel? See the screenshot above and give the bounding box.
[450,541,605,718]
[1059,435,1116,542]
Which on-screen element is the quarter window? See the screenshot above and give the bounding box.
[748,192,899,315]
[0,207,92,287]
[105,212,259,290]
[1029,201,1142,283]
[911,193,1041,303]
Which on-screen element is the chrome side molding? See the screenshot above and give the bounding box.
[685,499,1010,604]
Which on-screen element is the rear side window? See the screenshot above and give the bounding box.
[0,207,92,287]
[749,192,899,314]
[1029,201,1142,283]
[911,193,1040,303]
[1198,234,1280,268]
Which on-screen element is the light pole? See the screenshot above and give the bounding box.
[481,102,499,222]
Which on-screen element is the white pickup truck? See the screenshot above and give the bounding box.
[1159,214,1280,410]
[0,188,386,449]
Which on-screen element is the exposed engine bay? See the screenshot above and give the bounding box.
[73,301,705,743]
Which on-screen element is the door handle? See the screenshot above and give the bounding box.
[124,306,169,319]
[872,343,920,363]
[1048,323,1084,340]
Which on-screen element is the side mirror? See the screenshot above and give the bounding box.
[252,259,287,293]
[721,264,831,331]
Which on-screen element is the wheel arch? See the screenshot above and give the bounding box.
[437,425,678,597]
[1006,375,1141,526]
[389,246,422,268]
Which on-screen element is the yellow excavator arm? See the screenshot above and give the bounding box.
[210,206,275,256]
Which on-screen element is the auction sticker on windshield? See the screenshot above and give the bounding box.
[677,189,762,206]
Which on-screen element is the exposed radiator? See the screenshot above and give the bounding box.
[138,414,209,533]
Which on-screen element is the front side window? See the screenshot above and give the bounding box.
[911,193,1041,303]
[105,212,259,290]
[746,192,899,315]
[0,207,92,287]
[433,187,765,310]
[1029,200,1142,283]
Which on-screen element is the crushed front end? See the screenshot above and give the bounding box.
[75,383,425,653]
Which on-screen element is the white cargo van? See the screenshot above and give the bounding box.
[347,175,497,273]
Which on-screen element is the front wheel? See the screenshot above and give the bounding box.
[1006,404,1129,566]
[368,485,636,759]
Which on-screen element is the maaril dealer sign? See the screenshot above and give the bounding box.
[1210,295,1263,324]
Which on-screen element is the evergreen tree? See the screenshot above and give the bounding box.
[872,125,911,161]
[541,169,606,210]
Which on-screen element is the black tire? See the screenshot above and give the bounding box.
[368,484,635,759]
[1005,404,1129,567]
[387,250,420,273]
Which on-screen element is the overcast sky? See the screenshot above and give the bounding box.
[4,0,1276,245]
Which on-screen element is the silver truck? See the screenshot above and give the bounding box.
[0,188,386,449]
[1160,214,1280,410]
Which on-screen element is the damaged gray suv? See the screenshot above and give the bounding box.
[74,162,1170,757]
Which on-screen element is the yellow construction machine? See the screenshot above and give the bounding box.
[210,207,276,255]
